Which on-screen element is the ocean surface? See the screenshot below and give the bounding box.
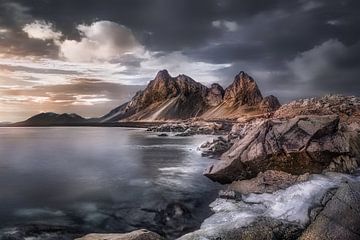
[0,127,220,239]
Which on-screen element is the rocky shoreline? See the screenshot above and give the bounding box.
[46,94,360,240]
[76,95,360,240]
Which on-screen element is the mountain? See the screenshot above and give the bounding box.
[100,70,281,122]
[12,70,281,126]
[13,112,87,126]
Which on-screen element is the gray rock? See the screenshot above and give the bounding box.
[300,180,360,240]
[204,115,360,184]
[200,136,233,157]
[75,229,163,240]
[178,217,303,240]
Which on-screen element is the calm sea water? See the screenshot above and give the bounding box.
[0,127,220,239]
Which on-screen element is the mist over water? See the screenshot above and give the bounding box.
[0,127,220,239]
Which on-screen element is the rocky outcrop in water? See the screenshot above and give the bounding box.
[148,121,233,136]
[199,136,234,157]
[204,115,360,183]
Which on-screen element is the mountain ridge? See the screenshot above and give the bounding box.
[10,70,281,126]
[99,70,281,122]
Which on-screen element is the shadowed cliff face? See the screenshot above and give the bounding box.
[100,70,281,122]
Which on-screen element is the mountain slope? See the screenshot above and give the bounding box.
[101,70,281,122]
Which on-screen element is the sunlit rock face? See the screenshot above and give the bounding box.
[204,115,360,184]
[99,70,281,122]
[223,71,263,107]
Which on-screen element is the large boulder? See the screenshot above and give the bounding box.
[178,217,303,240]
[75,229,163,240]
[204,115,360,183]
[228,170,309,194]
[300,180,360,240]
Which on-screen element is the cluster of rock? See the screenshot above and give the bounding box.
[179,175,360,240]
[190,113,360,239]
[274,94,360,123]
[148,121,233,136]
[205,115,360,183]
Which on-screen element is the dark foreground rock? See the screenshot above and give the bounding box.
[300,180,360,240]
[204,115,360,183]
[75,229,163,240]
[178,217,303,240]
[199,136,233,157]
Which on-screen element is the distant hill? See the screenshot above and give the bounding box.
[13,112,88,126]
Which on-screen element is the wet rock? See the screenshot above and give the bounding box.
[300,180,360,240]
[200,136,233,157]
[149,121,232,136]
[204,115,360,184]
[152,202,195,237]
[75,229,163,240]
[218,190,240,200]
[157,133,168,137]
[175,129,195,137]
[228,170,309,194]
[178,217,303,240]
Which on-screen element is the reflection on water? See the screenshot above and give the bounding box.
[0,127,220,239]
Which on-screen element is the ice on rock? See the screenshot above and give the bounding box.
[179,172,360,239]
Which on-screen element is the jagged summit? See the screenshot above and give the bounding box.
[223,71,263,107]
[100,70,281,122]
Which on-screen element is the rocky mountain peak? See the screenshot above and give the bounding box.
[260,95,281,111]
[155,69,171,80]
[224,71,263,106]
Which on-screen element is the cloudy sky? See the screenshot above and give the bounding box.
[0,0,359,122]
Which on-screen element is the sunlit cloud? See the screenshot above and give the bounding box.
[23,20,62,42]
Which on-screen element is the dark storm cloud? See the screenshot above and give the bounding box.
[0,0,359,101]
